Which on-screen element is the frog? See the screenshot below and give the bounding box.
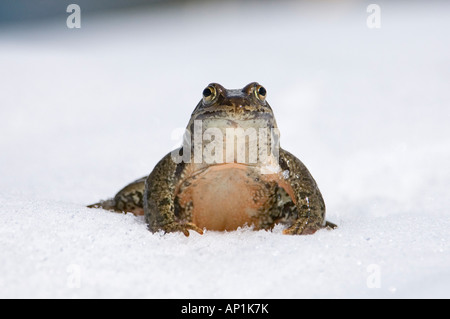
[88,82,336,236]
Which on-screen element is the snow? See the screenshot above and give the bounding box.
[1,0,449,298]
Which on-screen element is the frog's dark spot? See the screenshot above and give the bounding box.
[159,198,171,207]
[174,197,181,218]
[279,157,289,171]
[175,162,185,179]
[299,191,309,198]
[133,192,143,206]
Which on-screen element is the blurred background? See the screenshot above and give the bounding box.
[0,0,160,24]
[0,0,449,217]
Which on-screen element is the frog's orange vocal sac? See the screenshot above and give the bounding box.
[88,82,337,236]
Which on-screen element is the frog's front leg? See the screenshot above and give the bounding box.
[144,150,203,236]
[279,149,336,235]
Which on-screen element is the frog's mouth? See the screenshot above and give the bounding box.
[192,109,276,124]
[190,113,277,133]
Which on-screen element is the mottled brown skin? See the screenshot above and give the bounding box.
[89,82,336,236]
[88,176,146,216]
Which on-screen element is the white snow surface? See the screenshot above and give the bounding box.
[0,1,449,298]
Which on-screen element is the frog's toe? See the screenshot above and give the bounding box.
[283,225,318,235]
[282,218,321,235]
[160,222,204,236]
[184,223,204,236]
[283,220,337,235]
[325,221,338,230]
[87,199,116,211]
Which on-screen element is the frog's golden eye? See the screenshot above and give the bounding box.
[202,85,217,104]
[255,85,267,101]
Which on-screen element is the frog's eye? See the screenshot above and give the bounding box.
[202,85,217,104]
[255,85,267,102]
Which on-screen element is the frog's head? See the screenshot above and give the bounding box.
[181,83,280,166]
[187,82,278,133]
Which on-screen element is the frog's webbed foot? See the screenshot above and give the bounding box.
[154,222,204,237]
[283,218,337,235]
